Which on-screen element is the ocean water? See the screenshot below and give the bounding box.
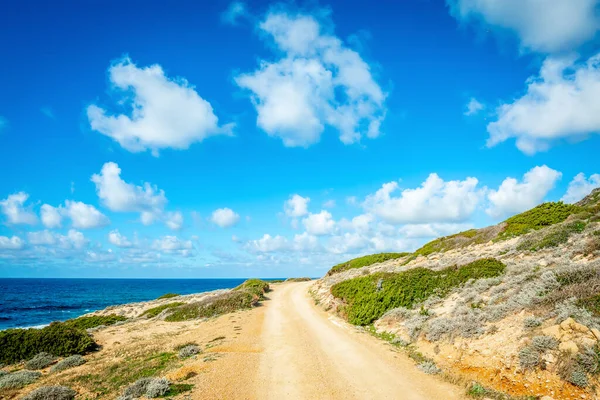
[0,278,250,330]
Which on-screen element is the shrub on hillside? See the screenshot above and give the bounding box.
[51,355,86,372]
[157,293,180,299]
[164,291,257,322]
[178,344,201,359]
[518,220,587,251]
[327,253,410,275]
[62,315,127,330]
[518,346,540,370]
[0,322,96,365]
[417,361,440,374]
[25,352,56,370]
[0,370,41,389]
[331,258,505,325]
[146,378,170,398]
[531,335,558,352]
[497,202,581,240]
[285,277,313,282]
[234,279,270,299]
[21,385,77,400]
[523,316,542,328]
[118,377,171,399]
[141,302,185,318]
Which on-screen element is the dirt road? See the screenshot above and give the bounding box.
[254,282,466,400]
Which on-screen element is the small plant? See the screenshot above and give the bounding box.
[531,335,558,352]
[568,370,588,388]
[233,279,270,299]
[51,355,86,372]
[523,316,542,328]
[467,382,487,397]
[327,253,410,275]
[62,315,127,330]
[164,291,258,322]
[157,293,180,299]
[141,302,185,318]
[178,344,201,359]
[576,346,599,374]
[25,352,57,370]
[21,385,77,400]
[120,377,153,398]
[417,361,440,374]
[0,370,42,389]
[518,346,540,370]
[496,202,581,240]
[146,378,170,398]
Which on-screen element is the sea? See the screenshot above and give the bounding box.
[0,278,253,330]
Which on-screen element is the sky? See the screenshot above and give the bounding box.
[0,0,599,278]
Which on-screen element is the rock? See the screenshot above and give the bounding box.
[560,317,576,330]
[542,325,560,339]
[558,340,579,354]
[591,328,600,341]
[579,337,597,349]
[572,321,591,334]
[540,396,554,400]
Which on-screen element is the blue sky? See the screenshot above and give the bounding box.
[1,0,599,278]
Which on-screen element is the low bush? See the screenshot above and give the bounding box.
[141,302,185,318]
[118,377,171,399]
[519,220,587,251]
[531,335,558,352]
[62,315,127,330]
[496,202,581,240]
[21,385,77,400]
[178,345,201,359]
[157,293,179,299]
[285,277,313,282]
[0,370,41,389]
[417,361,440,374]
[51,355,86,372]
[568,370,588,388]
[0,322,96,365]
[523,316,542,328]
[331,258,506,325]
[165,291,257,322]
[146,378,170,398]
[518,346,540,370]
[119,377,153,398]
[25,352,56,370]
[234,279,270,299]
[327,253,410,275]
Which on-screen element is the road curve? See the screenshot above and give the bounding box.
[254,282,466,400]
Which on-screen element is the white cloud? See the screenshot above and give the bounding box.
[302,210,336,236]
[40,204,62,228]
[398,223,473,239]
[487,54,600,154]
[165,211,184,230]
[0,235,25,250]
[222,1,248,25]
[152,236,195,257]
[284,194,310,217]
[235,10,386,147]
[464,97,484,116]
[246,234,289,253]
[92,162,167,223]
[0,192,38,225]
[486,165,562,218]
[87,57,232,156]
[322,199,336,209]
[346,196,358,206]
[364,174,483,224]
[447,0,600,53]
[108,230,133,248]
[62,200,109,229]
[28,230,58,245]
[27,229,88,250]
[210,208,240,228]
[561,173,600,203]
[338,213,374,233]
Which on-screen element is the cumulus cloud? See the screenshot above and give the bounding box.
[40,204,62,228]
[91,162,167,224]
[398,223,473,239]
[108,230,133,248]
[561,172,600,203]
[211,208,240,228]
[235,10,386,147]
[322,199,336,209]
[0,192,38,225]
[165,211,184,230]
[447,0,600,53]
[222,1,248,25]
[152,236,195,257]
[27,229,88,250]
[87,57,232,156]
[246,234,289,253]
[486,165,562,218]
[0,235,25,250]
[302,210,336,236]
[284,194,310,217]
[364,174,483,224]
[487,54,600,154]
[62,200,109,229]
[464,97,484,116]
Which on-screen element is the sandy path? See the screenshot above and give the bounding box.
[254,282,466,400]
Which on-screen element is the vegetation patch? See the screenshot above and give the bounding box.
[327,253,410,275]
[331,258,506,325]
[285,277,313,282]
[496,202,581,240]
[164,291,258,322]
[577,294,600,316]
[0,323,96,365]
[141,302,185,318]
[178,344,201,359]
[517,220,586,251]
[21,385,76,400]
[25,352,57,370]
[62,315,127,330]
[233,279,270,299]
[51,355,86,373]
[157,293,180,299]
[0,370,41,389]
[163,383,193,396]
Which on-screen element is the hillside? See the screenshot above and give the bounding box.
[311,188,600,400]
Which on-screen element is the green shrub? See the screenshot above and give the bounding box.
[157,293,180,299]
[146,377,170,398]
[568,370,588,388]
[497,202,581,240]
[0,370,41,389]
[21,385,77,400]
[523,316,542,328]
[51,355,86,373]
[164,291,257,322]
[331,258,506,325]
[141,302,185,318]
[62,315,127,330]
[25,352,57,370]
[285,277,313,282]
[233,279,270,299]
[178,344,201,359]
[531,336,558,352]
[119,377,171,399]
[518,346,540,370]
[327,253,410,275]
[0,322,96,365]
[519,220,587,251]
